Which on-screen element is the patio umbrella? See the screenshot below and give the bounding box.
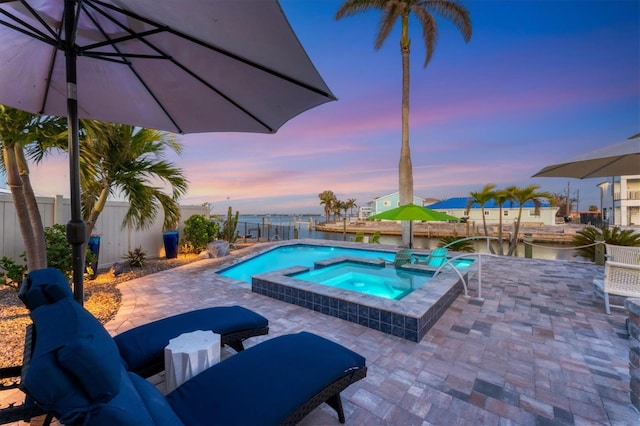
[368,203,459,248]
[532,136,640,179]
[0,0,336,303]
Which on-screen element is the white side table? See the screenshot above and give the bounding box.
[164,330,221,393]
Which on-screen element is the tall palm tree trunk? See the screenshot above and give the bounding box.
[3,146,45,271]
[507,206,525,256]
[15,144,47,267]
[399,13,414,247]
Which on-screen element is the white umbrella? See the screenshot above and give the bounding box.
[532,135,640,179]
[0,0,336,302]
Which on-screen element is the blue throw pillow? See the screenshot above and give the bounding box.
[22,298,123,423]
[18,268,73,310]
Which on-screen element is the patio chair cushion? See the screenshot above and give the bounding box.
[22,298,185,425]
[167,331,366,425]
[18,267,72,310]
[114,306,268,373]
[22,298,123,422]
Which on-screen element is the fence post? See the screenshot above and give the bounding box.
[595,235,605,265]
[343,218,346,241]
[524,233,533,258]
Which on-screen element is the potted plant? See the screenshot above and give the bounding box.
[163,221,180,259]
[87,233,101,279]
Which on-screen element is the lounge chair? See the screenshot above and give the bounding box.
[17,268,269,378]
[369,231,381,244]
[417,247,449,269]
[593,260,640,314]
[12,268,367,425]
[391,248,417,268]
[352,232,364,242]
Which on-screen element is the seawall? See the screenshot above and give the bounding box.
[315,221,589,243]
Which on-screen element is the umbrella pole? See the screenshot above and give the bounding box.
[64,0,86,305]
[409,220,413,249]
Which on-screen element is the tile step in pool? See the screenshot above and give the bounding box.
[252,256,469,342]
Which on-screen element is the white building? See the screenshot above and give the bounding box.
[599,175,640,226]
[426,197,558,226]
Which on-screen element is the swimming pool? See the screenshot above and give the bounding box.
[218,243,471,283]
[217,240,476,342]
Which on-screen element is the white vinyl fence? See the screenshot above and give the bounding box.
[0,193,207,270]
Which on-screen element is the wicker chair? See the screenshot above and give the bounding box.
[605,244,640,265]
[593,260,640,315]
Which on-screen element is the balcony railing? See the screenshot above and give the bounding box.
[613,191,640,201]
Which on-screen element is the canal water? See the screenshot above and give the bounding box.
[230,215,583,261]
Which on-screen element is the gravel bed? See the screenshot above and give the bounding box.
[0,254,201,370]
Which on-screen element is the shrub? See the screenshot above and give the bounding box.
[0,255,28,290]
[181,214,219,253]
[573,226,640,261]
[44,224,97,278]
[124,247,147,267]
[45,224,74,276]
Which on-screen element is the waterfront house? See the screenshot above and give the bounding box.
[360,192,426,219]
[600,174,640,226]
[426,197,558,226]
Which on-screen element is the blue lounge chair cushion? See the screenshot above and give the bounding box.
[23,298,184,425]
[22,298,122,423]
[167,331,365,425]
[18,267,73,310]
[114,306,268,372]
[57,333,121,402]
[19,268,365,425]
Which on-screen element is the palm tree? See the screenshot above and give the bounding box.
[336,0,472,247]
[78,122,188,240]
[318,190,337,223]
[334,200,346,221]
[0,105,65,271]
[492,188,512,256]
[346,198,358,220]
[504,185,552,256]
[466,184,496,245]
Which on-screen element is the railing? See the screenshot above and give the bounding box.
[427,235,608,301]
[614,190,640,201]
[234,221,300,242]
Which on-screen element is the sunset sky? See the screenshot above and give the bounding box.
[24,0,640,215]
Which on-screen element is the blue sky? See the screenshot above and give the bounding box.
[27,0,639,215]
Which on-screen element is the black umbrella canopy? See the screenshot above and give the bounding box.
[0,0,336,302]
[532,136,640,179]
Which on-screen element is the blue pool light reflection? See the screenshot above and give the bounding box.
[218,243,472,284]
[291,262,432,300]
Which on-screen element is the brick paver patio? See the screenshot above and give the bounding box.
[103,241,638,425]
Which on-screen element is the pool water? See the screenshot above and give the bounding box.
[219,244,396,282]
[291,262,431,300]
[218,243,472,283]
